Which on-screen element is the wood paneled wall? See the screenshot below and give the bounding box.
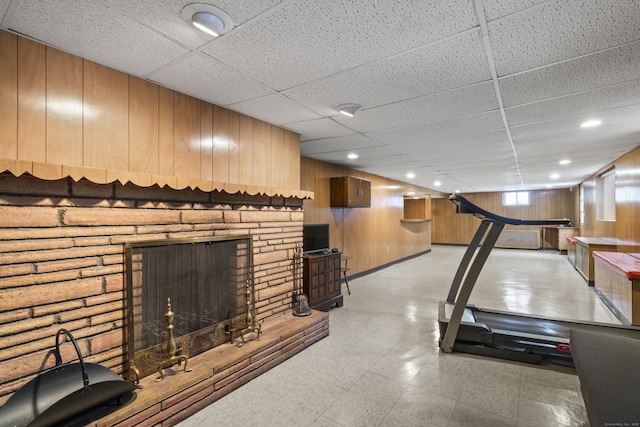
[0,30,304,198]
[580,146,640,252]
[300,157,444,276]
[431,189,578,245]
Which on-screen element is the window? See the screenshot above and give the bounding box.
[597,168,616,221]
[503,191,529,206]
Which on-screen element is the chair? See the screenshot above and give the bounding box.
[341,255,352,295]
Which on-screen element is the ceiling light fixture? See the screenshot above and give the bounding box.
[580,119,601,128]
[434,180,442,187]
[347,153,358,159]
[182,4,233,37]
[336,104,362,117]
[406,172,415,179]
[550,173,560,179]
[559,159,571,165]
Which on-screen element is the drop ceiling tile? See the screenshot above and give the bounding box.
[0,0,11,21]
[383,129,510,154]
[202,0,478,91]
[335,82,499,133]
[366,111,505,144]
[108,0,281,49]
[482,0,548,21]
[283,29,490,115]
[8,0,189,77]
[505,78,640,126]
[308,145,398,166]
[147,52,273,106]
[499,42,640,107]
[300,134,376,155]
[489,0,640,76]
[510,104,640,141]
[227,94,321,126]
[284,118,356,142]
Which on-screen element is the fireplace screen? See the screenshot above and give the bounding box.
[125,235,253,379]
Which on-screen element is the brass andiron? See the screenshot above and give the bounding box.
[239,280,262,346]
[157,297,191,381]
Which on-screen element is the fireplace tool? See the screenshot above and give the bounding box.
[239,280,262,346]
[157,297,192,381]
[0,328,138,427]
[292,244,311,316]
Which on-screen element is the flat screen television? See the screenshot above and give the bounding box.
[303,224,330,254]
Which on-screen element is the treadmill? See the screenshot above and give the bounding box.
[438,194,640,366]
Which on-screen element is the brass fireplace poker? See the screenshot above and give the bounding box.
[157,297,191,381]
[239,280,262,346]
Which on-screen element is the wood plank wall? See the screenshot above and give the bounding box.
[300,157,445,276]
[431,188,578,245]
[580,146,640,252]
[0,30,303,197]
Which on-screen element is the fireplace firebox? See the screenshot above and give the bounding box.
[124,236,254,379]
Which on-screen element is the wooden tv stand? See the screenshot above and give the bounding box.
[303,252,343,311]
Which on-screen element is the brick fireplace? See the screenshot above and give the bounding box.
[0,172,329,426]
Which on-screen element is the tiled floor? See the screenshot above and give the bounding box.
[177,245,619,426]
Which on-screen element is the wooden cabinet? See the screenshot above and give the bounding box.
[402,196,431,222]
[330,176,371,207]
[303,252,343,311]
[542,227,577,251]
[575,237,619,285]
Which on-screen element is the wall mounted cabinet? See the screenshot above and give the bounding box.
[330,176,371,207]
[402,196,431,222]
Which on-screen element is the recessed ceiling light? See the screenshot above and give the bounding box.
[559,159,571,165]
[406,172,415,179]
[454,190,460,193]
[336,104,362,117]
[580,119,601,128]
[182,4,233,37]
[407,191,415,196]
[550,173,560,179]
[434,180,441,187]
[347,153,358,159]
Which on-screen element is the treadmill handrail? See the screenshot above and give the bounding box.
[449,194,571,226]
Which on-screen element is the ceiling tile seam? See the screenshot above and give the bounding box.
[497,39,640,80]
[229,91,323,118]
[484,0,558,24]
[103,2,196,52]
[503,76,640,110]
[475,0,524,190]
[277,26,484,95]
[0,0,20,29]
[508,102,640,130]
[196,0,296,53]
[353,108,505,137]
[142,50,280,103]
[352,78,497,113]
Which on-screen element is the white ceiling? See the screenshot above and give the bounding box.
[2,0,639,194]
